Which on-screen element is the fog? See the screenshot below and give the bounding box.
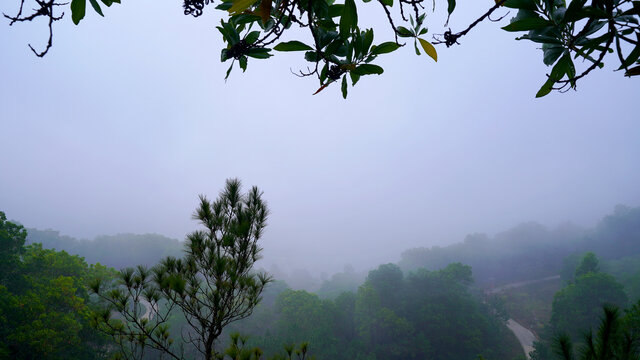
[1,0,639,276]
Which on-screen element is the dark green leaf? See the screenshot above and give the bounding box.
[577,32,610,49]
[100,0,113,7]
[89,0,104,15]
[551,7,566,22]
[370,41,400,55]
[274,41,314,51]
[312,0,329,18]
[583,21,607,37]
[328,4,344,17]
[319,30,339,48]
[519,33,563,44]
[325,39,344,56]
[615,15,639,24]
[246,47,272,59]
[381,0,393,6]
[340,0,358,40]
[304,51,321,62]
[352,63,384,75]
[569,6,608,20]
[239,56,248,71]
[502,17,554,31]
[71,0,86,25]
[245,31,261,44]
[350,71,361,85]
[225,62,234,80]
[543,44,564,65]
[572,44,600,63]
[221,20,241,45]
[447,0,456,14]
[396,26,414,37]
[503,0,538,10]
[535,77,555,97]
[341,75,348,98]
[262,18,275,31]
[619,34,640,69]
[320,63,329,83]
[550,52,571,81]
[566,54,575,80]
[217,26,229,43]
[232,14,262,25]
[317,19,337,29]
[563,0,587,22]
[354,31,364,57]
[363,29,374,55]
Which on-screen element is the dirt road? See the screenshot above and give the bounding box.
[506,319,536,359]
[489,275,559,359]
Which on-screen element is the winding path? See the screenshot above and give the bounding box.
[506,319,537,359]
[488,275,559,359]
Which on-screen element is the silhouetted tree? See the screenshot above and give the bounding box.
[90,179,272,360]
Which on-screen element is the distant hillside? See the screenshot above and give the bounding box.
[399,205,640,287]
[26,229,184,269]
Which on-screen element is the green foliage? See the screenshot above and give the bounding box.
[55,0,640,96]
[25,230,184,270]
[316,265,364,299]
[274,290,336,354]
[90,179,272,360]
[0,211,27,285]
[0,215,118,360]
[234,262,517,360]
[70,0,121,25]
[551,271,627,340]
[575,252,600,278]
[365,263,403,309]
[550,304,640,360]
[500,0,640,96]
[602,255,640,302]
[6,0,640,95]
[533,253,633,360]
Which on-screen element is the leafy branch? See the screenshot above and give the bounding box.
[3,0,639,96]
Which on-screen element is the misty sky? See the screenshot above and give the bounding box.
[1,0,639,274]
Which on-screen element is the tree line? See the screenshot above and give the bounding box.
[2,183,639,359]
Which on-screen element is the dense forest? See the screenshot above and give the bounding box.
[2,203,639,359]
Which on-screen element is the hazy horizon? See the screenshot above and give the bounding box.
[2,0,639,276]
[9,202,637,276]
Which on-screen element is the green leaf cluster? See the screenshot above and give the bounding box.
[502,0,640,96]
[71,0,121,25]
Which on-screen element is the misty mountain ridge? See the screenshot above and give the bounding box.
[23,204,640,291]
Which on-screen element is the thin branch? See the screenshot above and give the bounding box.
[433,0,507,47]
